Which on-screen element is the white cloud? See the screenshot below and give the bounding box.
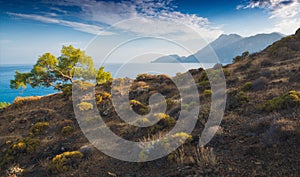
[238,0,295,11]
[7,0,223,57]
[42,0,222,42]
[238,0,300,34]
[269,1,300,18]
[7,12,115,35]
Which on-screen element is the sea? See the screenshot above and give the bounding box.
[0,63,213,103]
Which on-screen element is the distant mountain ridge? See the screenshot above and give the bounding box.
[153,32,284,63]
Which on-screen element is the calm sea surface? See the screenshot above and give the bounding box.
[0,63,213,103]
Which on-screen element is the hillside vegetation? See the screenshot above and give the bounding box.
[0,28,300,177]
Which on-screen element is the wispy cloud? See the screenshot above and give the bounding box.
[41,0,222,41]
[237,0,300,34]
[6,0,223,45]
[238,0,293,9]
[7,12,115,35]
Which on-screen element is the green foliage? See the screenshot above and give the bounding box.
[233,51,250,63]
[77,102,93,111]
[130,100,149,115]
[96,91,112,105]
[242,51,250,58]
[96,66,112,85]
[49,151,83,173]
[0,138,40,168]
[29,122,49,136]
[257,90,300,112]
[223,68,231,77]
[0,102,10,109]
[151,113,176,132]
[166,98,179,107]
[203,89,213,96]
[61,126,74,135]
[236,91,249,104]
[73,80,94,91]
[198,71,208,81]
[12,138,40,154]
[199,80,210,88]
[241,82,252,92]
[155,113,176,125]
[10,45,111,94]
[171,132,192,144]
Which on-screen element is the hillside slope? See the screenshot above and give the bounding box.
[0,28,299,177]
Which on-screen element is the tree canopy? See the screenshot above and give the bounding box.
[10,45,112,92]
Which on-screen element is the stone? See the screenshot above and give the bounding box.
[79,144,94,157]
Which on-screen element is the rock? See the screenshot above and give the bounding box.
[79,144,94,157]
[107,172,117,177]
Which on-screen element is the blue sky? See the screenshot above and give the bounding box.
[0,0,299,64]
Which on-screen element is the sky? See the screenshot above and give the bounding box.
[0,0,299,64]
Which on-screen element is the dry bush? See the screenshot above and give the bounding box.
[195,146,217,168]
[48,151,83,174]
[252,77,268,91]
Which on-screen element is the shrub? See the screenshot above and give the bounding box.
[61,126,74,135]
[223,68,231,77]
[199,80,210,88]
[233,51,249,63]
[155,113,176,127]
[12,142,26,152]
[101,91,111,99]
[48,151,83,173]
[195,146,217,168]
[138,138,170,162]
[257,90,300,112]
[96,91,111,105]
[0,138,40,168]
[237,91,249,104]
[29,122,49,136]
[241,82,252,92]
[203,89,213,96]
[12,138,40,154]
[0,102,10,109]
[171,132,192,144]
[252,77,268,91]
[13,96,42,105]
[76,102,93,111]
[198,71,208,81]
[148,113,176,133]
[130,100,149,115]
[166,98,179,107]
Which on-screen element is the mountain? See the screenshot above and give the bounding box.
[153,32,284,63]
[152,54,186,63]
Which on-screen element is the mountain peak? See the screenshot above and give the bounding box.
[152,31,284,63]
[218,33,243,40]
